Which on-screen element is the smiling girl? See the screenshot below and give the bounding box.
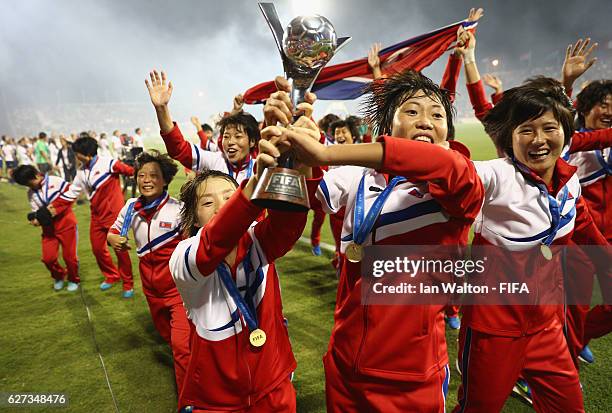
[146,70,258,185]
[107,150,190,397]
[279,69,484,412]
[454,83,609,412]
[168,118,321,412]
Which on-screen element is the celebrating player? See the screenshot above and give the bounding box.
[107,150,190,396]
[13,165,80,291]
[57,136,135,297]
[168,114,321,412]
[275,69,484,412]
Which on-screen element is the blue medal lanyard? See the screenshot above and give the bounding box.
[352,174,407,245]
[119,192,167,237]
[512,159,570,245]
[216,249,259,333]
[226,156,254,180]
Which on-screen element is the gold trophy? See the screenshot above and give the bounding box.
[251,2,351,211]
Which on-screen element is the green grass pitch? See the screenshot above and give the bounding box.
[0,123,609,412]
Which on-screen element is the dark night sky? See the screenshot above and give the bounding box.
[1,0,610,131]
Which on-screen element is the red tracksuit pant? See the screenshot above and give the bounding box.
[310,209,325,247]
[454,322,583,413]
[564,245,612,369]
[145,293,191,394]
[90,221,133,290]
[41,226,79,283]
[324,350,450,413]
[190,378,296,413]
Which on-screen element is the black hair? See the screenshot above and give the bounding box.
[330,119,359,140]
[483,80,575,157]
[134,150,179,190]
[178,170,239,237]
[135,127,141,134]
[575,80,612,129]
[13,165,39,186]
[202,123,213,133]
[38,132,47,139]
[72,136,98,157]
[218,112,260,149]
[361,69,455,139]
[317,114,340,134]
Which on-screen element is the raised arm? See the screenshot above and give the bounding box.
[283,131,484,218]
[230,93,245,116]
[368,43,383,80]
[440,8,484,102]
[146,70,174,134]
[146,70,213,170]
[561,38,598,96]
[455,28,494,122]
[568,128,612,153]
[440,53,463,103]
[483,74,504,104]
[191,115,210,150]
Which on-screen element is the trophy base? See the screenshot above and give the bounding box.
[251,167,310,212]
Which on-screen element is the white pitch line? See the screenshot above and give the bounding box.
[298,236,336,252]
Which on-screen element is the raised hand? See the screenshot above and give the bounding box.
[483,74,503,94]
[562,38,598,90]
[368,43,383,79]
[255,138,281,181]
[145,70,173,108]
[466,7,484,22]
[232,94,245,114]
[454,27,475,57]
[368,43,382,69]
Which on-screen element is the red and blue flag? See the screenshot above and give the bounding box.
[244,20,477,103]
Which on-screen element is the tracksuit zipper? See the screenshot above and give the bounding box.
[354,230,376,373]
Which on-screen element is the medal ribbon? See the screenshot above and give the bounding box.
[512,158,570,246]
[119,192,167,237]
[216,250,259,333]
[352,174,406,245]
[225,156,254,180]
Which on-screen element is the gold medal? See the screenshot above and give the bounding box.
[540,244,553,261]
[118,236,128,244]
[249,328,266,347]
[345,242,364,263]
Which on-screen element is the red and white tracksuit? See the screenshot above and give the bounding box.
[169,179,319,412]
[28,174,79,283]
[467,80,612,364]
[315,137,483,412]
[454,157,608,413]
[162,123,254,185]
[109,193,190,393]
[197,129,219,152]
[58,155,134,290]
